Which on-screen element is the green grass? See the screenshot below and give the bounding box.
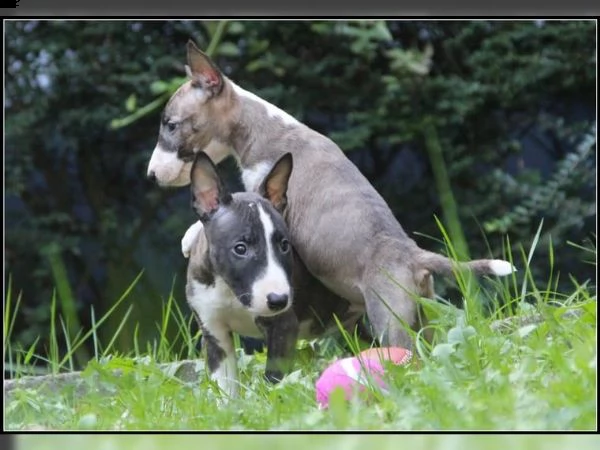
[13,435,600,449]
[4,228,596,431]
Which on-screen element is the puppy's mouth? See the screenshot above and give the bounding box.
[147,141,196,187]
[156,162,193,187]
[253,308,289,318]
[241,297,293,317]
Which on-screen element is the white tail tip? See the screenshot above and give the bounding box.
[489,259,517,276]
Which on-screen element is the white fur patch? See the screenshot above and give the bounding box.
[181,220,204,258]
[187,278,231,327]
[489,259,517,276]
[230,81,299,126]
[146,143,191,186]
[241,161,273,192]
[188,278,263,338]
[251,205,292,314]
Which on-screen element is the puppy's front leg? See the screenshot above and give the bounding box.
[201,324,239,398]
[256,310,299,383]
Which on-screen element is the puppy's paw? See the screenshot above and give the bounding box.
[264,369,284,384]
[181,220,204,258]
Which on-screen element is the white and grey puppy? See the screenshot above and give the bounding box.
[185,151,367,398]
[185,151,297,398]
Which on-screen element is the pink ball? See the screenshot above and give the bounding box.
[315,347,413,409]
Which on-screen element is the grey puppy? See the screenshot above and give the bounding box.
[151,40,515,351]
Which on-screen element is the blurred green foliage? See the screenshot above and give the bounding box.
[4,20,596,370]
[15,433,600,449]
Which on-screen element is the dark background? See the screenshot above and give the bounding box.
[4,20,596,373]
[7,0,600,16]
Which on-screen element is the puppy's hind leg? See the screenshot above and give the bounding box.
[361,266,431,351]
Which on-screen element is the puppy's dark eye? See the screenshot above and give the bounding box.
[233,243,247,256]
[166,121,177,132]
[279,239,290,253]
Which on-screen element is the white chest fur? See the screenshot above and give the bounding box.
[240,161,273,192]
[187,279,263,338]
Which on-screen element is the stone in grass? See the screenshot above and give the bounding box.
[78,413,98,429]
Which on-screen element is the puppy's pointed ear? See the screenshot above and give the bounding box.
[258,153,293,212]
[186,39,224,97]
[190,151,232,221]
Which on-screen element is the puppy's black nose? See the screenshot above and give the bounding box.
[267,293,288,311]
[147,171,157,183]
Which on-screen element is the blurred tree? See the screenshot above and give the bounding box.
[5,21,204,365]
[5,20,596,372]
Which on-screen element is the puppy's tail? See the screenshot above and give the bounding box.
[417,251,516,277]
